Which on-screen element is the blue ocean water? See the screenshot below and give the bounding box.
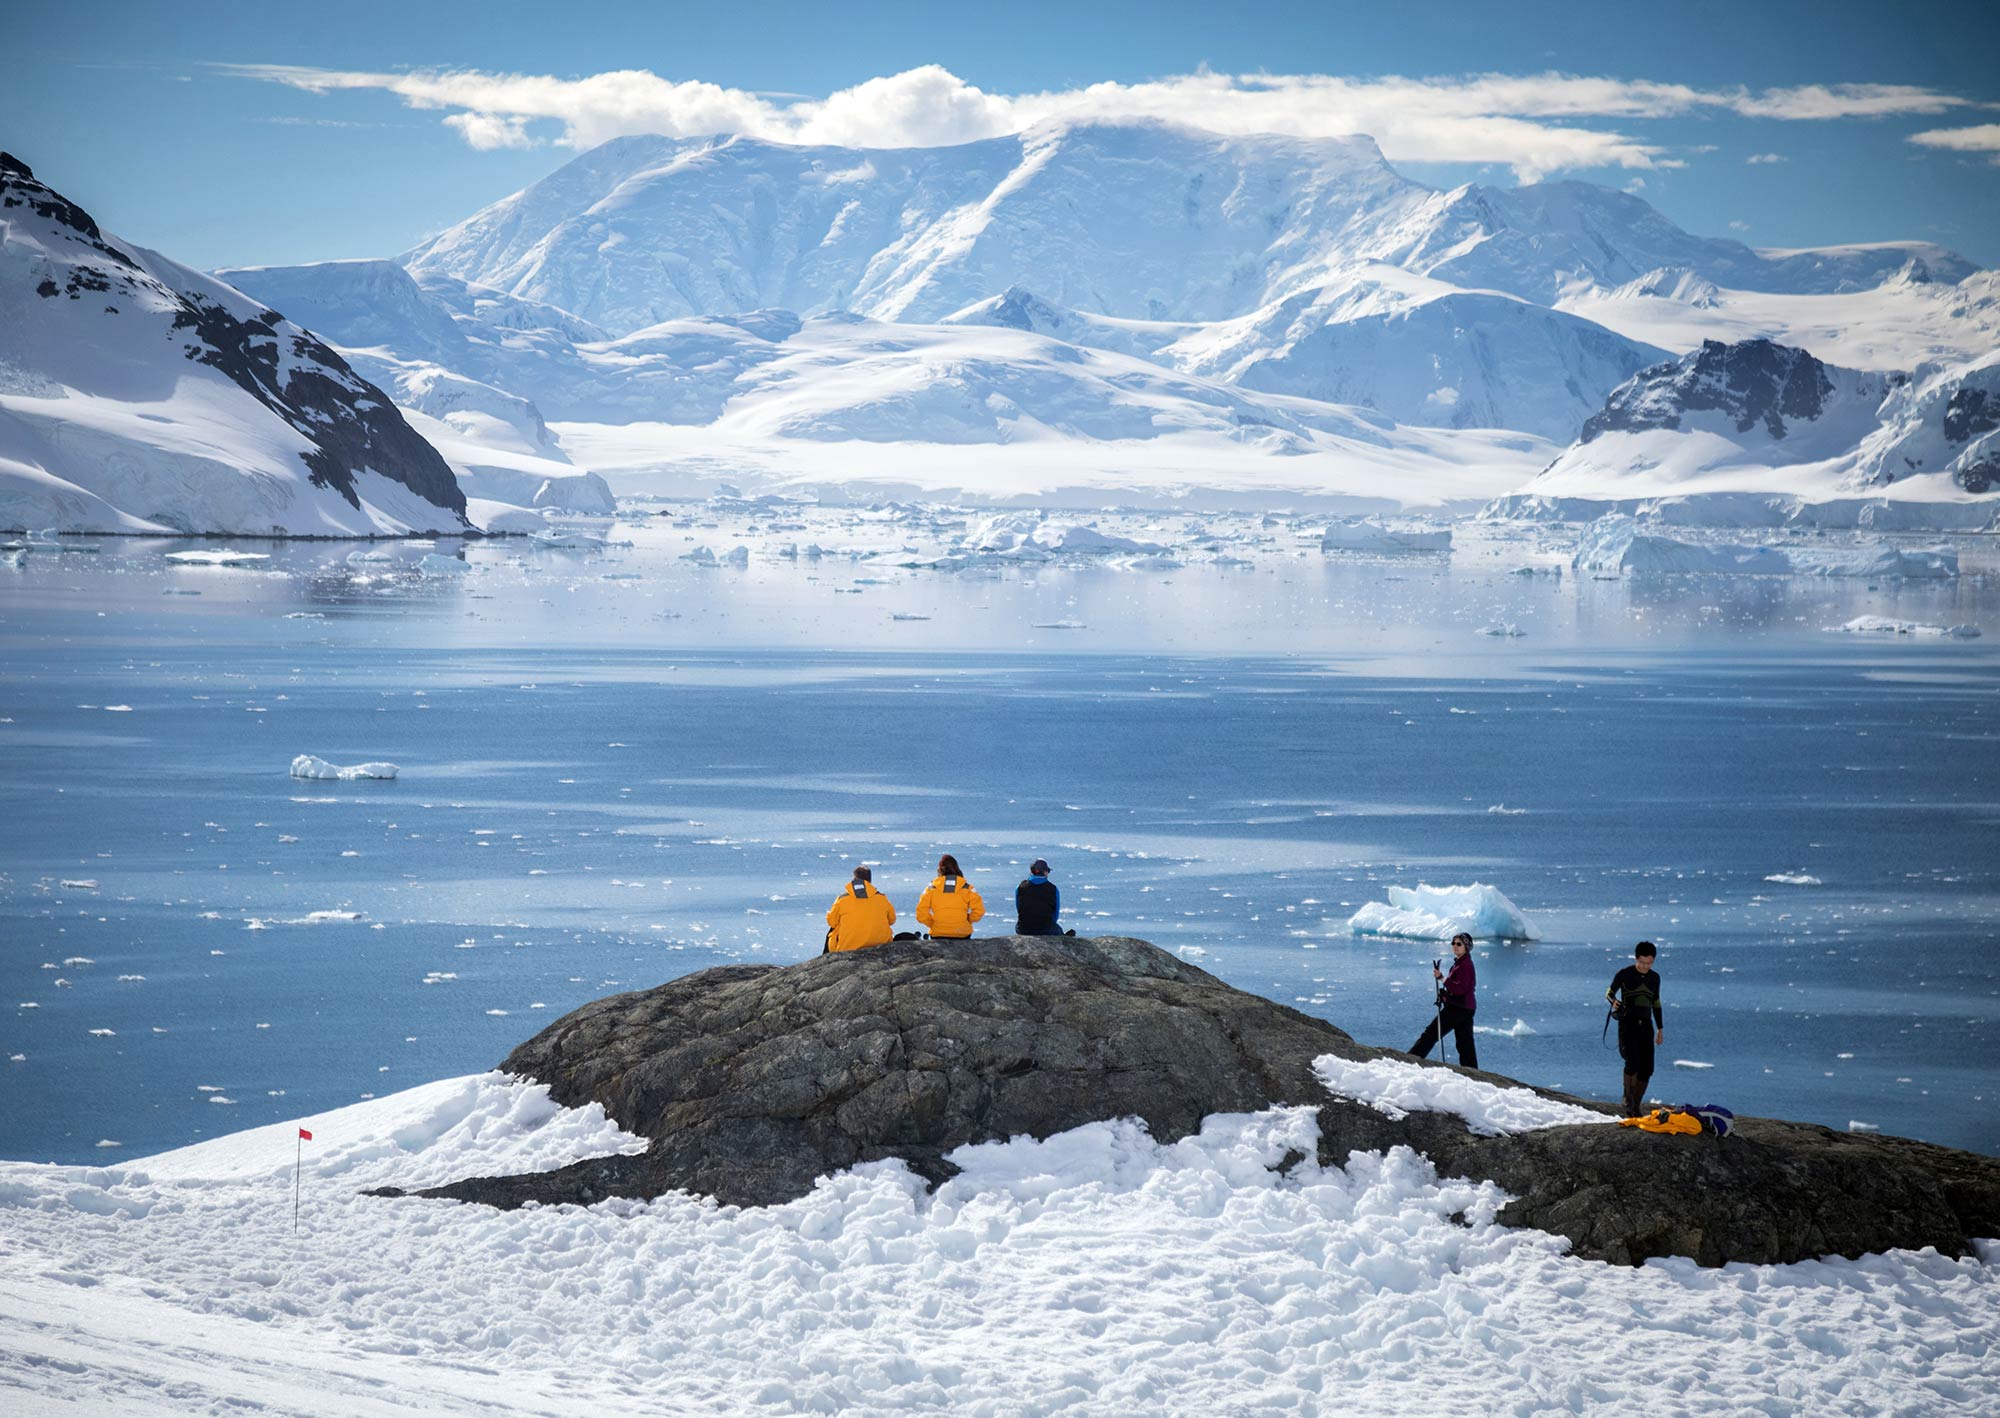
[3,521,1997,1162]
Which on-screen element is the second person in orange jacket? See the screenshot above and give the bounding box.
[916,854,985,939]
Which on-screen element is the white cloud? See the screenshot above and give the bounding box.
[1745,152,1789,164]
[1624,177,1647,192]
[1908,122,2000,163]
[1728,220,1751,231]
[210,63,1993,182]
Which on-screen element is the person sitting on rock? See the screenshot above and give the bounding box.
[917,854,985,940]
[1409,931,1478,1068]
[825,865,896,953]
[1015,858,1066,936]
[1607,941,1665,1117]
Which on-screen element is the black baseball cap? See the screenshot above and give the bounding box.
[1030,859,1050,875]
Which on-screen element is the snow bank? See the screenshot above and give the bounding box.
[1315,1053,1610,1135]
[1,1073,1996,1415]
[290,754,399,781]
[1348,883,1538,940]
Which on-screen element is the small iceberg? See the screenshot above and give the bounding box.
[1347,883,1538,941]
[1836,616,1979,638]
[1320,518,1452,554]
[290,755,399,781]
[164,550,269,566]
[417,554,468,577]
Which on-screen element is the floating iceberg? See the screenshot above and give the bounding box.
[1574,515,1959,578]
[1347,883,1538,941]
[417,553,468,576]
[163,550,269,566]
[290,755,399,781]
[1320,518,1453,554]
[1837,616,1980,638]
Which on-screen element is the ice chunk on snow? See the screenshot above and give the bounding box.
[1315,1053,1608,1135]
[1321,518,1452,554]
[1348,883,1537,940]
[290,755,399,781]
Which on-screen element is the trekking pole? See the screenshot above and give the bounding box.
[1432,959,1448,1064]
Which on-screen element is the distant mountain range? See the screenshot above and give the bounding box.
[5,119,1998,533]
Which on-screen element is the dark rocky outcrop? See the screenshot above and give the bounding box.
[380,936,2000,1267]
[1582,338,1848,443]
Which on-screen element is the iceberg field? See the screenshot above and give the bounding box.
[1347,883,1539,941]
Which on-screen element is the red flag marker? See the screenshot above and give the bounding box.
[294,1127,313,1229]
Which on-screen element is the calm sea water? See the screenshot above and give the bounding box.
[3,515,1997,1162]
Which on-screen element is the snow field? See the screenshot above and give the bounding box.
[2,1073,1995,1415]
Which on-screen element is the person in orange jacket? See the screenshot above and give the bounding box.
[825,865,896,953]
[916,854,985,940]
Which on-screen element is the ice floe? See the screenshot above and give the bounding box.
[1347,883,1538,941]
[290,755,400,781]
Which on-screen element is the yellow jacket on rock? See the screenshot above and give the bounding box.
[825,880,896,953]
[916,875,985,939]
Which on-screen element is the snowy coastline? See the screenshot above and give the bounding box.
[2,1072,1993,1415]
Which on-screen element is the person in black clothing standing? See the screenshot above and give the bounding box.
[1607,941,1664,1116]
[1409,932,1478,1068]
[1015,858,1064,935]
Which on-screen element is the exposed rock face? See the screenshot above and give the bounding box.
[386,936,2000,1268]
[1582,338,1847,442]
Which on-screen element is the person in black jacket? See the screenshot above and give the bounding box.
[1410,932,1478,1068]
[1607,941,1665,1116]
[1015,858,1064,935]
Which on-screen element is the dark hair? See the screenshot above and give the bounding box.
[852,865,871,883]
[1450,932,1473,948]
[1635,940,1656,958]
[937,854,961,878]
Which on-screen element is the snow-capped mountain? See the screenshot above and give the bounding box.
[1378,181,1973,307]
[403,121,1425,332]
[1578,339,1890,445]
[0,154,468,535]
[1493,337,2000,523]
[404,122,1979,338]
[1162,265,1666,442]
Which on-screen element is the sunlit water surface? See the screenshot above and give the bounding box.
[3,512,1997,1162]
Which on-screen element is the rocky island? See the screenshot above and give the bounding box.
[378,936,2000,1268]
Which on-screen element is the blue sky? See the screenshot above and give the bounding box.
[5,0,1998,270]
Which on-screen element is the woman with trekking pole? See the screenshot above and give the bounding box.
[1409,932,1478,1069]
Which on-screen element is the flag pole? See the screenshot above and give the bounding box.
[294,1131,301,1231]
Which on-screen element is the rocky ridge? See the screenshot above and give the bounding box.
[379,935,2000,1268]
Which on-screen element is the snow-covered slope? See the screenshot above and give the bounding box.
[406,126,1978,341]
[1560,264,2000,372]
[1164,265,1666,442]
[404,120,1426,333]
[1380,181,1977,306]
[1492,338,2000,525]
[0,154,469,536]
